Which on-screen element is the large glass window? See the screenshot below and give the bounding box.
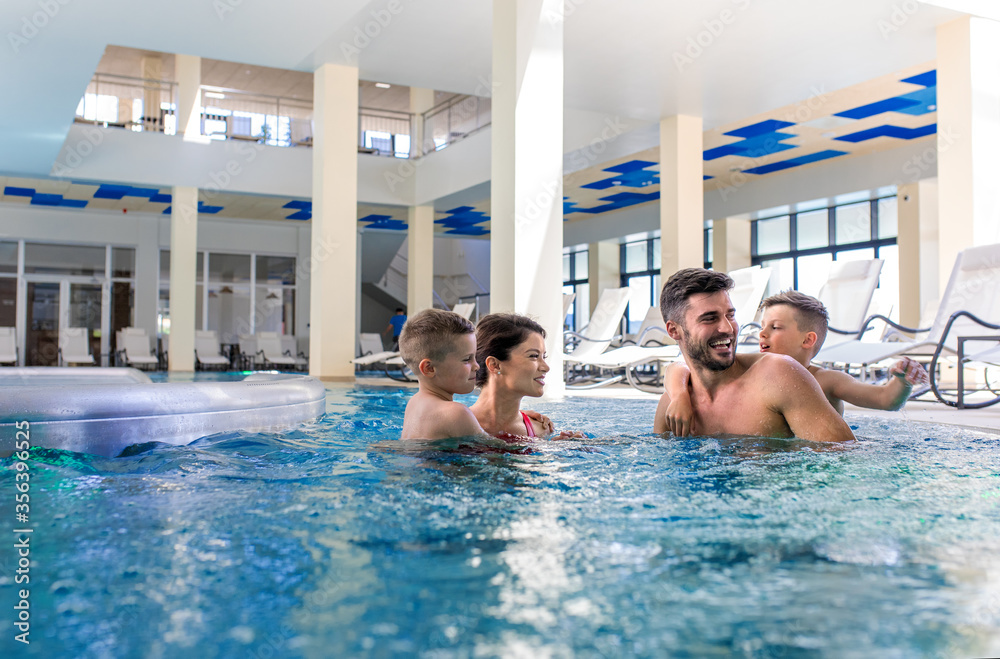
[24,243,105,277]
[620,237,660,334]
[562,248,590,331]
[160,250,298,342]
[0,241,17,274]
[752,195,899,318]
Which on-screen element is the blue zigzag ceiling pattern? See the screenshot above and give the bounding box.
[4,186,88,208]
[566,70,937,217]
[436,207,490,236]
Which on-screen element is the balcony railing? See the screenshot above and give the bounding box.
[74,74,491,158]
[421,94,492,155]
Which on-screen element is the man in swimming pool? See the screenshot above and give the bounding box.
[652,268,855,443]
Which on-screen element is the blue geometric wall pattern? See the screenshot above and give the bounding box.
[835,123,936,144]
[582,160,659,190]
[4,186,87,208]
[436,206,491,235]
[741,149,847,176]
[703,120,798,161]
[360,214,407,231]
[835,71,936,119]
[564,190,660,215]
[283,200,311,220]
[93,184,162,200]
[161,201,223,214]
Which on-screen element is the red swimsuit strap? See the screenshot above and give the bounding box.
[519,411,535,438]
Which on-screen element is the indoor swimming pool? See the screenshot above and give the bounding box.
[2,380,999,657]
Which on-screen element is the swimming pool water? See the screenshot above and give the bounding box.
[2,381,999,658]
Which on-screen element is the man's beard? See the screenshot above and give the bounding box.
[680,326,735,372]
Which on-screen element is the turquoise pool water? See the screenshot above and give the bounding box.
[2,380,999,657]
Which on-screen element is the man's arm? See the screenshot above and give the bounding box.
[819,358,928,411]
[764,356,856,443]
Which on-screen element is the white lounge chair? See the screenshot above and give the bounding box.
[730,265,773,350]
[816,244,1000,396]
[451,302,475,320]
[352,333,398,367]
[0,327,18,365]
[116,327,159,370]
[195,330,230,370]
[59,328,95,366]
[817,258,884,347]
[280,334,308,371]
[255,331,298,369]
[562,292,576,327]
[235,334,257,370]
[563,287,633,388]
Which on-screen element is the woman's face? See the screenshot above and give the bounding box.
[496,332,549,397]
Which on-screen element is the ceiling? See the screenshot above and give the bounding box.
[0,0,971,236]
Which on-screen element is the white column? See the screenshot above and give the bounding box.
[712,217,750,273]
[410,87,435,157]
[169,186,198,372]
[174,54,202,140]
[310,63,359,381]
[937,16,1000,292]
[491,0,565,398]
[659,115,704,276]
[407,205,435,314]
[897,180,939,329]
[588,241,620,316]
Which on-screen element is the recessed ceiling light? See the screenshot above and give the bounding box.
[928,104,937,111]
[204,91,225,99]
[375,82,391,89]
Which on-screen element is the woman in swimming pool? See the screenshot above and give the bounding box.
[470,313,555,438]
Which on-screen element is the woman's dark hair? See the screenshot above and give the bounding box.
[475,313,546,387]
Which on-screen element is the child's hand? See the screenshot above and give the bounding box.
[523,410,554,434]
[551,430,585,440]
[665,396,695,437]
[890,357,929,387]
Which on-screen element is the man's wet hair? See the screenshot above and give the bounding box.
[761,290,830,352]
[398,308,474,369]
[659,268,735,324]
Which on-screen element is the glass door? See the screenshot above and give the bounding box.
[25,282,59,365]
[69,282,103,363]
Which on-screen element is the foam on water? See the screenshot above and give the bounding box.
[2,381,999,657]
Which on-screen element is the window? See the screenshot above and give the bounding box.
[752,195,899,317]
[159,250,298,341]
[620,237,660,334]
[562,248,589,331]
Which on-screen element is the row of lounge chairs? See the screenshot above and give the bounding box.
[0,327,308,372]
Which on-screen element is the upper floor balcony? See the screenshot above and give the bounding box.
[75,73,492,159]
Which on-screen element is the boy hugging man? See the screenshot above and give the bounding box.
[663,290,929,436]
[399,309,484,440]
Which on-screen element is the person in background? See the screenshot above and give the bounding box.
[384,308,407,350]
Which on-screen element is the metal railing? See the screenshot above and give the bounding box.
[76,73,178,133]
[421,94,492,155]
[75,74,491,157]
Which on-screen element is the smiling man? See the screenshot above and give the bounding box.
[652,268,855,443]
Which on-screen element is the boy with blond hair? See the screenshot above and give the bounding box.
[662,289,928,436]
[399,309,485,440]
